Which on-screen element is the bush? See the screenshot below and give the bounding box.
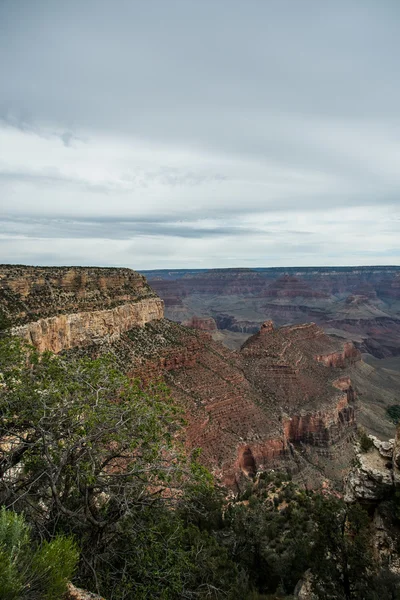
[0,507,78,600]
[386,405,400,424]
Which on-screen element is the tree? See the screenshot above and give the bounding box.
[310,495,374,600]
[223,481,315,595]
[0,337,208,594]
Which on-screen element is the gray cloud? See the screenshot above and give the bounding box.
[0,0,400,267]
[0,216,272,240]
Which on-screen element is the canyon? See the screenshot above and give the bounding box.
[144,266,400,358]
[1,265,398,490]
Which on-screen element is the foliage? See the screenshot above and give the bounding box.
[220,476,400,599]
[88,500,247,599]
[0,507,78,600]
[310,495,374,599]
[0,310,11,332]
[387,405,400,425]
[0,337,209,596]
[0,336,185,514]
[1,337,400,599]
[223,480,315,595]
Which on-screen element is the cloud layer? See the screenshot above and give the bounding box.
[1,0,400,268]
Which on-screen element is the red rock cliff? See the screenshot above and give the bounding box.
[1,266,359,489]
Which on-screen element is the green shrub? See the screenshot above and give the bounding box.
[386,405,400,424]
[0,507,78,600]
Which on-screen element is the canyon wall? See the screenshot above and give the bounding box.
[242,322,359,449]
[12,299,163,353]
[144,266,400,358]
[0,266,163,352]
[1,265,361,489]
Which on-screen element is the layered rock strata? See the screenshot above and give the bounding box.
[0,266,163,352]
[182,315,217,332]
[144,266,400,358]
[1,265,360,488]
[241,322,359,451]
[13,299,163,353]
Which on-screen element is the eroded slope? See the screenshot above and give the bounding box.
[1,265,361,488]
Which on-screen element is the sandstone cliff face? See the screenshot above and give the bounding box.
[314,341,360,368]
[0,265,158,324]
[0,266,163,353]
[282,395,354,446]
[13,299,163,353]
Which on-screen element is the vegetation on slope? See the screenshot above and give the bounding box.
[0,508,77,600]
[387,404,400,424]
[0,337,399,599]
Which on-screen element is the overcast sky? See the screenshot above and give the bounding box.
[1,0,400,269]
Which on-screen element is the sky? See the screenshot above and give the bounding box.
[1,0,400,269]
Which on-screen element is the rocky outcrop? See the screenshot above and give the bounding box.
[0,265,158,324]
[66,583,105,600]
[241,323,357,450]
[341,429,400,579]
[345,432,400,503]
[282,394,354,446]
[314,341,361,368]
[260,319,274,334]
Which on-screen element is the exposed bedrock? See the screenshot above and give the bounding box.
[241,322,358,453]
[0,265,164,352]
[145,266,400,358]
[1,265,362,488]
[345,429,400,503]
[182,315,217,332]
[0,265,157,321]
[282,395,355,446]
[314,341,361,368]
[12,299,164,353]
